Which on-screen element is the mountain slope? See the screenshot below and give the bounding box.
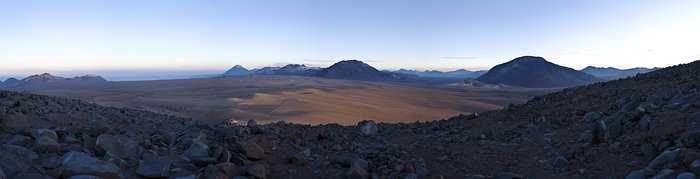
[581,66,659,80]
[476,56,604,88]
[316,60,402,80]
[222,65,252,76]
[274,64,320,76]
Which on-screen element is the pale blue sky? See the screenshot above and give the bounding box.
[1,0,699,80]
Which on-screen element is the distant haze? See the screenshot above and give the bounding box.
[1,0,699,80]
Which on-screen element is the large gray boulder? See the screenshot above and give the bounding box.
[61,152,122,179]
[356,120,378,136]
[183,141,210,160]
[136,153,172,178]
[34,136,61,153]
[583,111,605,123]
[237,141,265,160]
[0,150,35,178]
[95,134,144,159]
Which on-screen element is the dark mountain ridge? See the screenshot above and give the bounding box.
[476,56,604,88]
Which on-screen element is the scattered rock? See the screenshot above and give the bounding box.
[583,111,605,123]
[639,115,652,131]
[356,120,378,136]
[61,152,122,179]
[136,153,172,178]
[183,141,210,160]
[1,113,30,130]
[676,172,696,179]
[591,119,609,144]
[247,163,269,179]
[346,159,369,179]
[552,156,569,170]
[1,144,39,162]
[237,141,265,160]
[647,149,681,170]
[34,136,61,153]
[95,134,144,159]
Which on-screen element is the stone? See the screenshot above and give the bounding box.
[35,136,61,153]
[640,115,652,131]
[36,129,58,141]
[61,152,122,179]
[40,155,61,169]
[356,120,378,136]
[183,141,210,160]
[12,172,53,179]
[136,153,172,178]
[683,130,700,149]
[247,120,257,127]
[641,143,659,157]
[247,163,269,179]
[689,160,700,175]
[690,112,700,123]
[95,134,144,159]
[676,172,696,179]
[0,150,34,177]
[237,141,265,160]
[591,119,609,144]
[67,175,105,179]
[552,156,569,170]
[89,120,111,136]
[346,159,369,179]
[289,153,310,166]
[1,144,39,162]
[625,169,647,179]
[583,111,605,123]
[415,167,429,177]
[647,149,681,169]
[1,113,30,130]
[653,168,674,179]
[8,134,32,146]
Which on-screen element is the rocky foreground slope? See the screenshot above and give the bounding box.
[1,60,699,179]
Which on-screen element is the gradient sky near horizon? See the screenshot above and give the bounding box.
[1,0,700,80]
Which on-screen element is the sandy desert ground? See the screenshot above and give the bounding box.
[8,75,552,125]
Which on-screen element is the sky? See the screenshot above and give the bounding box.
[1,0,700,81]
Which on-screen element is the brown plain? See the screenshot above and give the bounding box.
[28,75,551,125]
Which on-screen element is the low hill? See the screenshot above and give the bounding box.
[316,60,407,80]
[476,56,604,88]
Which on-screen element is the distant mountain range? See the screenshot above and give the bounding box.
[0,73,107,88]
[219,60,413,81]
[476,56,604,88]
[393,69,487,78]
[581,66,659,80]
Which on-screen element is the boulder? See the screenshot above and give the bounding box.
[552,156,569,170]
[11,172,53,179]
[356,120,378,136]
[625,169,649,179]
[346,159,369,179]
[247,120,257,127]
[676,172,696,179]
[1,113,30,130]
[8,134,33,146]
[36,129,58,141]
[237,141,265,160]
[35,136,61,153]
[201,163,244,178]
[583,111,605,123]
[136,153,172,178]
[67,175,105,179]
[88,120,111,136]
[247,163,269,179]
[647,149,681,170]
[591,120,609,144]
[639,115,652,131]
[95,134,144,159]
[690,160,700,176]
[682,130,700,149]
[1,144,39,164]
[0,150,35,178]
[61,152,122,179]
[652,168,674,179]
[183,141,210,160]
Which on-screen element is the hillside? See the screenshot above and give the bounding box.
[0,59,698,179]
[317,60,410,80]
[476,56,604,88]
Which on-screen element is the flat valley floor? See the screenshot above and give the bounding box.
[6,75,553,125]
